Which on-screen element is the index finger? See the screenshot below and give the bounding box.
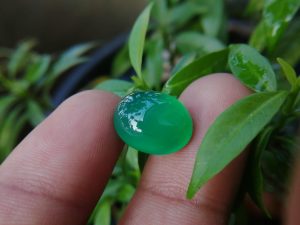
[120,74,251,225]
[0,90,123,225]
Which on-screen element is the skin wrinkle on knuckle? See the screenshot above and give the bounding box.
[0,187,85,225]
[0,181,86,213]
[0,151,86,210]
[138,183,228,222]
[0,150,93,212]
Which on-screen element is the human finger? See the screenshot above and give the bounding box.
[120,73,251,225]
[0,90,123,225]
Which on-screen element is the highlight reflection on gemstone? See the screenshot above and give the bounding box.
[114,91,193,155]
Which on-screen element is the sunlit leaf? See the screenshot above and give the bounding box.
[48,57,87,83]
[187,91,288,199]
[144,37,164,89]
[27,100,45,126]
[94,201,111,225]
[111,44,131,77]
[25,55,51,83]
[200,0,225,38]
[101,180,124,200]
[129,3,153,78]
[0,96,16,123]
[245,0,264,15]
[229,44,277,92]
[152,0,168,27]
[60,42,96,59]
[163,49,228,96]
[0,72,30,97]
[94,79,133,97]
[175,32,225,54]
[0,107,27,162]
[8,40,36,77]
[271,19,300,66]
[277,58,297,90]
[168,2,206,29]
[117,184,135,202]
[126,146,139,171]
[45,42,95,85]
[263,0,300,51]
[249,22,267,52]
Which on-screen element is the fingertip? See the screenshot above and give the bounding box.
[0,89,124,225]
[180,73,251,111]
[120,73,252,225]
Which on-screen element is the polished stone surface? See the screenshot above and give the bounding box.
[114,91,193,155]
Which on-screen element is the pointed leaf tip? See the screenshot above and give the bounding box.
[129,3,153,79]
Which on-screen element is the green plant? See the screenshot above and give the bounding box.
[0,40,94,162]
[0,0,299,224]
[92,0,300,224]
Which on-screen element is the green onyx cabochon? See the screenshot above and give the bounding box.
[114,91,193,155]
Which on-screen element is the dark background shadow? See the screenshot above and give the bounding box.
[0,0,147,52]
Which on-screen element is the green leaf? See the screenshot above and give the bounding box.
[60,42,96,59]
[200,0,225,38]
[0,107,27,162]
[144,37,164,89]
[27,100,45,126]
[163,49,228,97]
[24,55,51,83]
[187,91,288,199]
[131,76,148,90]
[48,57,87,82]
[169,0,180,5]
[175,32,225,55]
[245,0,264,15]
[0,73,29,96]
[129,3,153,79]
[45,42,94,85]
[247,126,274,217]
[277,58,298,90]
[249,21,267,52]
[8,40,36,77]
[101,180,124,200]
[94,201,111,225]
[126,147,139,171]
[117,184,135,202]
[168,2,206,29]
[229,44,277,92]
[94,79,133,97]
[111,44,131,77]
[271,19,300,66]
[263,0,300,51]
[152,0,168,27]
[0,96,16,123]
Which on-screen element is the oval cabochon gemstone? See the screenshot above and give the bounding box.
[114,91,193,155]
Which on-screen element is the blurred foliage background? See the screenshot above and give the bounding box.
[1,0,300,225]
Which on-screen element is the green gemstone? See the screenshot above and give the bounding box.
[114,91,193,155]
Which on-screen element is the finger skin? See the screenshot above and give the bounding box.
[0,90,123,225]
[120,73,251,225]
[285,155,300,225]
